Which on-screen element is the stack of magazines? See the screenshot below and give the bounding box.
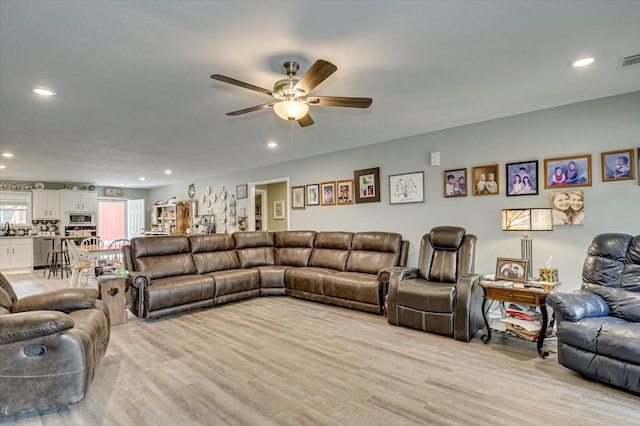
[500,304,550,341]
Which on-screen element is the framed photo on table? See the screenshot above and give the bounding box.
[321,181,336,206]
[306,184,320,206]
[291,185,305,209]
[337,180,354,205]
[443,168,467,197]
[601,149,635,182]
[506,160,538,196]
[389,171,424,204]
[544,154,591,188]
[354,167,380,203]
[472,164,499,196]
[495,257,528,284]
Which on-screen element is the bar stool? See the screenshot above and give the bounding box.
[45,248,70,279]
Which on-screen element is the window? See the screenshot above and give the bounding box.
[0,192,31,225]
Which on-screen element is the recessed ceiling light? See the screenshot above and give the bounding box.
[0,165,6,169]
[2,152,14,158]
[138,177,146,181]
[164,169,173,175]
[267,142,278,148]
[572,57,595,67]
[33,86,57,96]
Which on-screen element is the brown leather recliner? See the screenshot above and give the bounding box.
[0,272,110,416]
[387,226,484,342]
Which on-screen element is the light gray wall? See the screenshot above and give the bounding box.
[150,91,640,292]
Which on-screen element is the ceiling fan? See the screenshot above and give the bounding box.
[210,59,372,127]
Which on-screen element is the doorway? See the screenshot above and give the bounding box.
[248,177,289,231]
[97,198,145,244]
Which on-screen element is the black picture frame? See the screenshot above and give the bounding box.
[306,184,320,206]
[506,160,538,196]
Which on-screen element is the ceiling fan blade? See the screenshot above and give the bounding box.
[294,60,337,94]
[305,96,372,108]
[226,102,274,116]
[297,113,314,127]
[210,74,273,97]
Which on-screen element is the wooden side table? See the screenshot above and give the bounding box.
[98,276,128,326]
[480,282,559,358]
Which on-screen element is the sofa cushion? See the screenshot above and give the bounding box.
[308,232,353,271]
[190,234,241,273]
[275,230,316,267]
[346,232,402,274]
[131,235,196,279]
[324,272,381,305]
[597,321,640,365]
[145,274,215,311]
[233,231,276,268]
[205,269,259,297]
[396,278,455,313]
[253,265,288,289]
[285,267,336,295]
[557,316,626,354]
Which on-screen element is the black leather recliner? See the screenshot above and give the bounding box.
[387,226,484,342]
[546,233,640,394]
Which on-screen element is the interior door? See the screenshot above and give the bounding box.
[127,199,145,239]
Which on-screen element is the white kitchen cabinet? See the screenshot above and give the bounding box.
[32,189,61,219]
[0,238,33,270]
[61,190,98,212]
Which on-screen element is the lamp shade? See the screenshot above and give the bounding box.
[273,100,309,121]
[501,208,553,232]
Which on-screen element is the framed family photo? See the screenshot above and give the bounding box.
[291,185,305,209]
[354,167,380,203]
[389,171,424,204]
[306,184,320,206]
[601,149,635,182]
[337,179,354,205]
[544,154,592,189]
[472,164,499,196]
[506,160,538,196]
[321,181,336,206]
[443,168,467,197]
[495,257,528,284]
[550,190,584,226]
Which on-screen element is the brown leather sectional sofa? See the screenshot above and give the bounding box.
[124,230,408,319]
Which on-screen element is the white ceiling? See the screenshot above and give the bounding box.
[1,0,639,188]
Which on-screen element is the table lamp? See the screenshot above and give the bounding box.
[501,208,553,280]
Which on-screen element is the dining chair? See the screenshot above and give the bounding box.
[67,239,92,288]
[107,239,130,261]
[80,237,104,248]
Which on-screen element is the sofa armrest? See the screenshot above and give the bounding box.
[453,274,482,342]
[0,311,74,344]
[128,272,152,319]
[11,288,98,314]
[377,266,415,286]
[386,267,419,325]
[546,290,610,321]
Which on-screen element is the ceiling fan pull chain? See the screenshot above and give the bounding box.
[290,120,294,144]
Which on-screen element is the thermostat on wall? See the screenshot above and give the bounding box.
[430,152,441,167]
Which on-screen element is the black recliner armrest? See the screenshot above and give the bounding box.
[546,290,610,321]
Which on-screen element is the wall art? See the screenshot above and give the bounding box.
[354,167,380,203]
[389,171,424,204]
[506,160,538,196]
[543,154,591,189]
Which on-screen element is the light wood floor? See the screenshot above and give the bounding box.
[2,271,639,425]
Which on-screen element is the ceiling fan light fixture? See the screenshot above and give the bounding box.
[273,100,309,121]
